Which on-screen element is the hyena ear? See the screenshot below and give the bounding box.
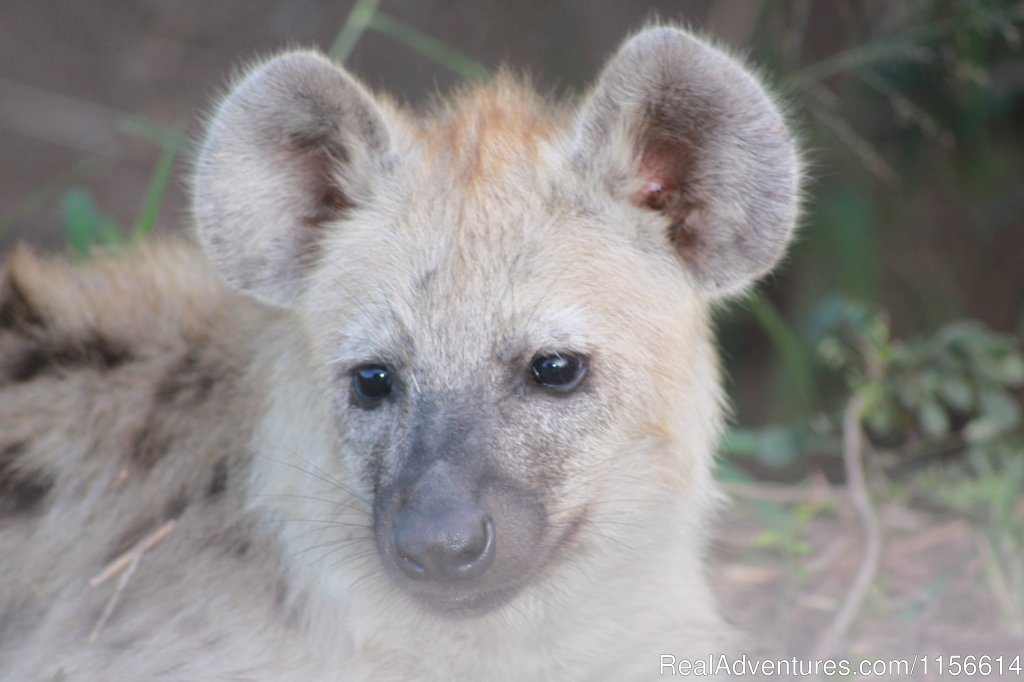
[572,27,801,298]
[194,51,392,306]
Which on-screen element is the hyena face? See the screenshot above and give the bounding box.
[194,28,799,616]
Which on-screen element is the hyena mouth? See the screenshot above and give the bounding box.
[406,580,528,618]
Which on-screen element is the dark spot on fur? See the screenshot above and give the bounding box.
[221,525,253,558]
[6,348,47,383]
[129,348,220,469]
[155,350,217,405]
[198,522,253,560]
[0,441,53,517]
[128,421,174,468]
[6,335,131,383]
[416,268,438,290]
[0,276,45,331]
[106,496,186,564]
[207,459,229,498]
[165,492,190,520]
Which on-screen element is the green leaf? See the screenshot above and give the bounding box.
[865,393,900,436]
[918,397,950,441]
[61,189,122,257]
[329,0,381,63]
[939,376,975,411]
[965,389,1022,443]
[133,140,178,238]
[965,417,1010,444]
[991,350,1024,386]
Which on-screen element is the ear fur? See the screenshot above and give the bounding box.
[193,51,393,306]
[572,26,801,298]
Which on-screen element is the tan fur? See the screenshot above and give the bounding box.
[418,73,559,190]
[1,26,800,681]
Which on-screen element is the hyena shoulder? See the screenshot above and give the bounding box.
[0,244,296,674]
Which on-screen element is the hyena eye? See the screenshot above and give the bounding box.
[352,365,393,406]
[530,353,588,392]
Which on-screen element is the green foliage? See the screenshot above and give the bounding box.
[814,299,1024,450]
[59,136,179,256]
[132,140,178,238]
[724,295,1024,507]
[902,444,1024,628]
[61,190,120,257]
[753,500,832,560]
[330,0,381,62]
[721,0,1024,429]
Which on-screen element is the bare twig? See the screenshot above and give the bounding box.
[88,519,176,642]
[811,392,883,660]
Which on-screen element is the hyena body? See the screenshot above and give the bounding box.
[0,27,799,681]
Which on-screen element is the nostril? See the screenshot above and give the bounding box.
[452,515,494,578]
[392,525,429,580]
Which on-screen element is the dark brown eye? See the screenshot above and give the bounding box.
[530,353,588,392]
[352,365,393,406]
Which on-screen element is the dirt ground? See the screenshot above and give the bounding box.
[713,481,1024,679]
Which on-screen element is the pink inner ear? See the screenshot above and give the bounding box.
[631,139,686,212]
[635,180,673,210]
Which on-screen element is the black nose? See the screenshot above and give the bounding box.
[392,502,495,582]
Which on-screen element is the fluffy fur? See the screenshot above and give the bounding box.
[0,26,800,681]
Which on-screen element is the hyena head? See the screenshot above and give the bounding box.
[194,27,799,617]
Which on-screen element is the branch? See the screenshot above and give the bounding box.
[811,392,883,660]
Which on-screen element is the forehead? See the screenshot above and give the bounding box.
[305,77,696,364]
[413,74,564,194]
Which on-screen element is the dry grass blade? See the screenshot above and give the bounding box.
[88,519,177,642]
[329,0,381,63]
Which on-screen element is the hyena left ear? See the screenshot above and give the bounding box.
[193,51,393,306]
[572,27,801,298]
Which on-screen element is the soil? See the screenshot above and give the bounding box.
[714,482,1024,680]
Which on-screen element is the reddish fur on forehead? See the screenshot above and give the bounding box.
[418,72,561,185]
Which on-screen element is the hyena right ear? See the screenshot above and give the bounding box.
[571,27,801,299]
[194,51,393,306]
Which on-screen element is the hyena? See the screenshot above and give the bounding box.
[0,26,799,681]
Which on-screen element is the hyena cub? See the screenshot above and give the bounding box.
[0,26,799,681]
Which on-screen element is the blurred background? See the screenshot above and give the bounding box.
[2,0,1022,668]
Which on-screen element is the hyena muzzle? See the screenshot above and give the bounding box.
[0,26,800,681]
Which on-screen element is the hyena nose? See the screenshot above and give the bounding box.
[392,503,495,582]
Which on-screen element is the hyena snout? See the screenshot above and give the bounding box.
[377,457,547,614]
[392,492,496,582]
